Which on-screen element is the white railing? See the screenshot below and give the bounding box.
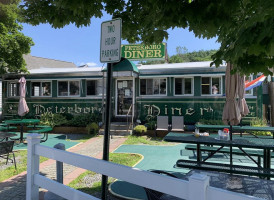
[26,134,262,200]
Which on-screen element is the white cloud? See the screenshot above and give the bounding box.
[86,62,97,67]
[76,61,98,67]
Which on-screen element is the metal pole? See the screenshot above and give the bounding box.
[101,63,112,200]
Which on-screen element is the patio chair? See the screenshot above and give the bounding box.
[143,170,180,200]
[0,140,17,170]
[171,116,184,132]
[156,116,169,136]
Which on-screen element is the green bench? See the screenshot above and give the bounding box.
[176,159,274,178]
[27,126,52,142]
[185,144,264,165]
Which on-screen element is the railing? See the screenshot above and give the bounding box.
[126,103,133,132]
[26,134,261,200]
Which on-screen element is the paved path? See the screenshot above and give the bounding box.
[0,136,127,200]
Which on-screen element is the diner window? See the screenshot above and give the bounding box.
[31,82,51,97]
[58,80,80,96]
[245,76,253,95]
[175,78,193,95]
[201,77,221,95]
[140,78,166,95]
[87,79,104,96]
[7,82,20,97]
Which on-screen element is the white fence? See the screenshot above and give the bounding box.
[26,134,261,200]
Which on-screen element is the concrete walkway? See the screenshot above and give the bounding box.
[0,136,127,200]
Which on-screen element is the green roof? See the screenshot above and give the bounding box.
[102,58,139,73]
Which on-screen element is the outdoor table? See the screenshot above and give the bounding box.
[195,124,274,138]
[0,132,17,141]
[5,119,40,143]
[164,132,274,170]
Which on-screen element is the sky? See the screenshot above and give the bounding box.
[21,15,220,68]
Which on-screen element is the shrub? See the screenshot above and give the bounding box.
[197,119,224,125]
[40,112,68,128]
[250,118,271,136]
[144,116,156,130]
[67,112,102,127]
[86,122,99,135]
[134,125,147,135]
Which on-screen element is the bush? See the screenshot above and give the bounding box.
[197,119,224,125]
[86,122,99,135]
[67,112,102,127]
[40,112,68,128]
[134,125,147,135]
[144,116,156,130]
[250,118,271,136]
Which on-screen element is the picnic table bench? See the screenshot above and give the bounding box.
[176,159,274,178]
[27,125,52,142]
[185,144,264,165]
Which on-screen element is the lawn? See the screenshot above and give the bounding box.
[68,153,142,197]
[0,150,48,182]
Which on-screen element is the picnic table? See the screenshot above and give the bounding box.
[5,119,40,143]
[195,124,274,138]
[164,132,274,178]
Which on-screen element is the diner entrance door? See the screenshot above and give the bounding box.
[116,80,133,116]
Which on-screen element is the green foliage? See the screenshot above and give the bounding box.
[86,122,99,135]
[144,116,156,130]
[197,119,224,125]
[68,113,95,127]
[0,0,34,75]
[133,125,147,134]
[169,48,217,63]
[250,118,272,136]
[40,112,67,128]
[20,0,274,75]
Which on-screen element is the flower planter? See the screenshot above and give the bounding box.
[52,126,88,134]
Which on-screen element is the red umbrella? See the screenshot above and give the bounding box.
[18,77,29,116]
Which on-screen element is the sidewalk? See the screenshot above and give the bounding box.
[0,135,127,200]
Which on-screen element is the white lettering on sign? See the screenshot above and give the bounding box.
[100,19,121,63]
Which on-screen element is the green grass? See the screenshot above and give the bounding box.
[0,150,48,182]
[68,152,142,197]
[124,135,171,145]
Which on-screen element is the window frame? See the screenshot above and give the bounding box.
[173,77,194,96]
[201,76,223,96]
[139,78,167,96]
[31,81,52,97]
[86,79,105,96]
[7,81,20,98]
[57,80,81,97]
[245,75,254,96]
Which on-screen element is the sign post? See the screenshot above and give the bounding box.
[100,18,121,200]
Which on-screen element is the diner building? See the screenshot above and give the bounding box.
[1,55,269,126]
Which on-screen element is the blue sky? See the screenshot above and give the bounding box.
[21,16,220,67]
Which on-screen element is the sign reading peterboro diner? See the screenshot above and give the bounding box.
[121,43,166,60]
[100,18,122,63]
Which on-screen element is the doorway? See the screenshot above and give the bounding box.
[116,80,133,116]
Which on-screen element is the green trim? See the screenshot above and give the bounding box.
[194,77,201,96]
[102,58,139,73]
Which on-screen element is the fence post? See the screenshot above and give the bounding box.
[26,133,41,200]
[188,173,210,200]
[54,143,65,183]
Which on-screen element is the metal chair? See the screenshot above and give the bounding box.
[171,116,184,132]
[143,170,179,200]
[0,140,17,170]
[156,116,169,136]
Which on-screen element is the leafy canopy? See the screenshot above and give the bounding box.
[0,0,34,75]
[20,0,274,75]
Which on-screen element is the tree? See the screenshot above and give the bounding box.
[20,0,274,75]
[0,0,34,75]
